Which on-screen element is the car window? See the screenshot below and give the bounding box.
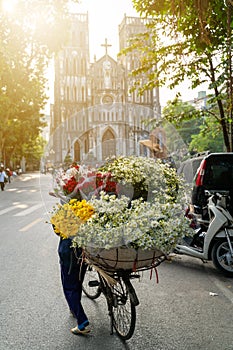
[192,159,203,176]
[178,158,203,184]
[204,157,233,189]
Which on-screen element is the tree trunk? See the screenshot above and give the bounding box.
[208,56,231,151]
[227,1,233,151]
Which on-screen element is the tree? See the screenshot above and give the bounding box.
[162,98,224,154]
[123,0,233,151]
[162,98,202,148]
[22,136,47,171]
[189,119,224,153]
[0,0,80,166]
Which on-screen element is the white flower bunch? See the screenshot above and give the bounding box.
[73,191,192,254]
[99,155,157,186]
[98,155,180,203]
[71,155,192,254]
[73,193,131,250]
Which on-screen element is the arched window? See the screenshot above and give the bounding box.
[73,59,77,75]
[74,87,77,102]
[102,129,116,161]
[81,58,85,75]
[66,87,70,101]
[84,138,88,154]
[65,58,69,74]
[74,141,80,162]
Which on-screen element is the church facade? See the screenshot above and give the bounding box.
[48,13,162,166]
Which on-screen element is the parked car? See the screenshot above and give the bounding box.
[177,153,206,185]
[178,152,233,217]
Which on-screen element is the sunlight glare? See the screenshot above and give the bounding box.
[2,0,17,13]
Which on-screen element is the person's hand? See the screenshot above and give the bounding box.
[49,191,57,197]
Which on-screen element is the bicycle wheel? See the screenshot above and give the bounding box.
[82,265,101,299]
[111,276,136,340]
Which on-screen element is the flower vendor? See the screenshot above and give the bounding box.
[58,237,90,335]
[50,164,94,335]
[49,156,192,335]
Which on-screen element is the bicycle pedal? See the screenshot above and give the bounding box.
[88,280,100,287]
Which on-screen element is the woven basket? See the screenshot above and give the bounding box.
[84,246,166,271]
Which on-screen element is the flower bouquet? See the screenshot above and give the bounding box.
[50,198,94,239]
[97,155,180,201]
[52,163,117,201]
[72,191,190,270]
[96,172,117,194]
[52,164,81,197]
[50,156,192,271]
[74,157,192,270]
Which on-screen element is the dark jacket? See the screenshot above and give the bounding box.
[58,238,82,272]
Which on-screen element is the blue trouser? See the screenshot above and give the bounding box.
[58,239,88,326]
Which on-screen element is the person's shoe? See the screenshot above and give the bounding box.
[70,326,90,335]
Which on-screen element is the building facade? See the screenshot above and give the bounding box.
[48,13,162,166]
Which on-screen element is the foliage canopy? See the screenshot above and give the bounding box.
[125,0,233,151]
[0,0,79,168]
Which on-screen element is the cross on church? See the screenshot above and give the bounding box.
[101,38,112,56]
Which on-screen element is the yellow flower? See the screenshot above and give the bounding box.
[50,199,94,239]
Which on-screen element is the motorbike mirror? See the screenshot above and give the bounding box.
[204,190,211,196]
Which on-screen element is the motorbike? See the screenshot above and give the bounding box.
[174,190,233,277]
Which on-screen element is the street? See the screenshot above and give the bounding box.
[0,173,233,350]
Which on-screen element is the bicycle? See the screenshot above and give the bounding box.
[82,256,166,340]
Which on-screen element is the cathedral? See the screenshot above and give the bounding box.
[48,13,164,167]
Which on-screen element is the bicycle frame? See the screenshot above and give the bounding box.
[82,256,167,340]
[97,269,139,340]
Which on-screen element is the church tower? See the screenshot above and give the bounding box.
[50,13,90,164]
[118,15,155,108]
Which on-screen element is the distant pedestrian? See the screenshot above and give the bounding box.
[16,165,22,175]
[0,166,7,191]
[5,168,12,183]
